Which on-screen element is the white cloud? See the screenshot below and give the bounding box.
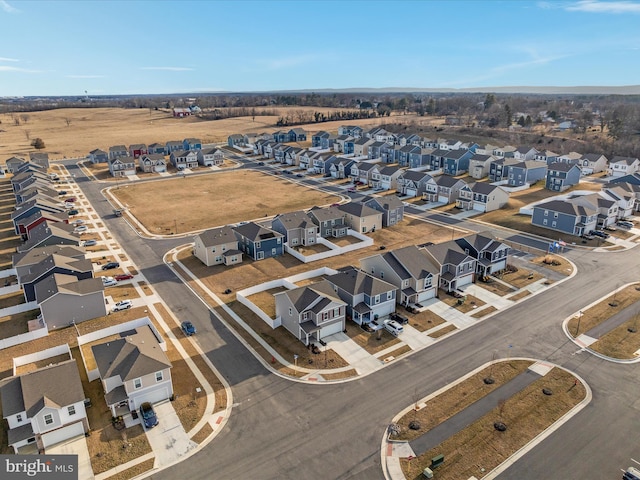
[0,66,40,73]
[66,74,105,79]
[565,1,640,13]
[258,54,319,70]
[140,66,194,71]
[0,1,19,13]
[0,56,18,62]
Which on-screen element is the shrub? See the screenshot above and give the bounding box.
[31,138,45,149]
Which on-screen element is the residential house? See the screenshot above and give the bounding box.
[367,141,388,160]
[456,182,509,212]
[337,202,382,233]
[359,195,404,227]
[299,150,318,171]
[274,144,291,164]
[11,170,51,193]
[397,145,421,167]
[438,139,463,151]
[108,145,128,160]
[474,144,500,156]
[182,138,202,151]
[407,147,434,169]
[28,152,50,169]
[534,149,560,165]
[569,193,618,228]
[511,146,539,161]
[312,154,340,176]
[396,170,436,198]
[427,148,449,171]
[454,232,511,276]
[507,161,547,187]
[165,140,183,155]
[13,245,85,279]
[420,241,477,292]
[308,206,348,238]
[15,210,68,240]
[325,266,397,326]
[492,145,517,158]
[351,161,381,186]
[557,151,582,165]
[378,164,403,191]
[5,156,26,173]
[545,162,581,191]
[468,154,495,179]
[442,149,473,176]
[608,156,640,178]
[170,150,198,170]
[92,325,173,417]
[604,178,640,212]
[601,186,636,219]
[1,360,88,453]
[488,157,520,182]
[284,146,304,165]
[233,222,284,261]
[330,158,355,179]
[398,133,422,146]
[88,149,109,164]
[427,175,466,204]
[380,143,399,163]
[147,143,166,155]
[333,134,352,153]
[353,137,374,157]
[19,253,93,303]
[17,221,80,253]
[193,225,243,267]
[228,134,245,148]
[580,153,608,175]
[138,154,166,173]
[360,245,439,305]
[338,125,363,138]
[11,198,66,233]
[271,210,320,246]
[35,273,106,330]
[531,198,598,236]
[128,144,147,159]
[274,280,347,344]
[343,137,356,155]
[198,148,224,167]
[172,107,191,117]
[312,131,331,148]
[287,128,307,142]
[109,156,136,177]
[15,185,59,204]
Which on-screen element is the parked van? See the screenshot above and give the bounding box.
[624,467,640,480]
[384,319,404,336]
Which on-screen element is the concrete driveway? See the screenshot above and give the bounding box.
[144,400,197,468]
[47,435,94,480]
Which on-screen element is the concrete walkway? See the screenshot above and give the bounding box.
[408,370,541,456]
[322,332,382,375]
[460,283,514,310]
[585,301,639,339]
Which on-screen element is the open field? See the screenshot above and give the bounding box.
[0,107,438,159]
[112,170,340,233]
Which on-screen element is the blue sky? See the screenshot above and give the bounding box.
[1,0,639,96]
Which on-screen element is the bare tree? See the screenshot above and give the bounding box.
[20,114,29,124]
[14,116,20,126]
[64,117,72,127]
[24,129,30,141]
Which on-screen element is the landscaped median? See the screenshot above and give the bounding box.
[385,359,589,480]
[566,282,640,360]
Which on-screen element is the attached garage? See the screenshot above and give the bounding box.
[438,195,449,204]
[320,321,344,337]
[489,259,507,274]
[405,188,417,197]
[41,421,85,449]
[456,274,473,288]
[130,386,171,410]
[473,203,486,212]
[416,288,436,303]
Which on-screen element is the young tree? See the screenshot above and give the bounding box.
[31,138,46,149]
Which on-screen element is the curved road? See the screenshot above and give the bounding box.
[65,161,640,480]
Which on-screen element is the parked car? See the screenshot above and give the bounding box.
[102,278,117,287]
[581,233,595,240]
[57,190,67,196]
[604,225,617,232]
[390,312,409,325]
[74,225,88,233]
[617,220,634,228]
[257,161,265,166]
[347,187,356,193]
[384,319,404,336]
[368,320,384,331]
[101,261,120,270]
[181,321,196,336]
[114,273,134,281]
[112,299,133,312]
[81,239,97,247]
[139,402,158,429]
[71,219,84,225]
[296,173,304,178]
[64,202,76,209]
[67,209,79,216]
[591,230,610,239]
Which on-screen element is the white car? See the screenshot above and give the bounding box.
[71,219,84,226]
[74,225,88,233]
[102,276,117,287]
[112,300,133,312]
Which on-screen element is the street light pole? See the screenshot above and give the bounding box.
[575,311,583,337]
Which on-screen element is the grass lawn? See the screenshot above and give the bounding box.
[476,279,516,296]
[471,305,498,318]
[344,321,400,354]
[590,317,640,359]
[400,366,585,480]
[499,268,544,289]
[409,309,447,333]
[429,324,457,338]
[0,308,41,339]
[0,291,26,309]
[438,289,486,313]
[509,290,531,301]
[111,169,340,234]
[245,286,289,319]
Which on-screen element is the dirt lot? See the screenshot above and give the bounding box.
[0,107,435,159]
[111,170,340,233]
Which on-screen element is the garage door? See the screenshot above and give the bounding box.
[438,195,449,204]
[417,289,436,302]
[320,322,344,337]
[42,421,85,448]
[457,274,473,287]
[489,260,506,274]
[406,188,417,197]
[131,386,171,410]
[473,203,486,212]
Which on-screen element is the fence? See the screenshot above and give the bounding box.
[0,318,48,351]
[12,344,71,375]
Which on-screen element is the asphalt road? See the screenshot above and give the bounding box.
[65,160,640,480]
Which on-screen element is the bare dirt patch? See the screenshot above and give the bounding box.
[0,308,41,339]
[429,324,458,338]
[438,290,486,313]
[320,369,359,381]
[471,306,498,318]
[509,290,531,301]
[111,170,339,234]
[344,321,400,354]
[409,309,447,332]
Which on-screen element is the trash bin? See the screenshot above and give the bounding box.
[422,467,433,478]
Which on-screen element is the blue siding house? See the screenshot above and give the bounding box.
[545,162,582,192]
[183,138,202,151]
[233,222,284,261]
[443,149,473,175]
[507,161,547,186]
[531,199,597,236]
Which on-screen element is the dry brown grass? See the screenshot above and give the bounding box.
[438,290,486,313]
[400,367,586,480]
[320,368,359,381]
[0,308,41,339]
[567,283,640,337]
[103,458,155,480]
[111,170,340,233]
[410,309,447,333]
[477,280,516,296]
[428,324,458,338]
[532,254,574,276]
[104,285,140,303]
[471,306,498,318]
[590,318,640,359]
[499,268,544,289]
[245,286,289,319]
[0,291,26,309]
[344,321,400,354]
[191,423,214,444]
[509,290,532,301]
[381,344,412,360]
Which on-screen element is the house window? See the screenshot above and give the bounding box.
[544,210,548,216]
[155,371,163,382]
[554,212,558,218]
[387,292,393,300]
[552,221,557,227]
[16,414,22,422]
[289,307,292,316]
[68,405,76,416]
[211,247,216,253]
[374,295,381,304]
[255,241,261,248]
[134,378,142,389]
[543,219,548,225]
[44,414,54,425]
[215,256,222,263]
[380,272,384,279]
[424,277,432,288]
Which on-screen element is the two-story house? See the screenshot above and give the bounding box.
[1,359,89,453]
[193,225,243,267]
[233,222,284,261]
[128,144,148,159]
[198,148,224,167]
[456,182,509,212]
[271,211,320,247]
[108,145,128,160]
[360,245,439,305]
[138,153,166,173]
[454,232,511,276]
[468,154,495,179]
[358,195,404,227]
[274,280,347,345]
[353,137,374,157]
[183,138,202,151]
[337,202,382,233]
[421,241,478,292]
[170,150,199,170]
[442,149,473,176]
[396,170,436,198]
[507,161,547,187]
[325,266,397,326]
[308,206,348,238]
[531,198,598,236]
[88,148,109,164]
[109,156,136,177]
[428,175,466,204]
[545,162,582,192]
[608,156,640,178]
[580,153,608,175]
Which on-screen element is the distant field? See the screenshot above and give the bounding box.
[0,107,441,159]
[112,169,341,233]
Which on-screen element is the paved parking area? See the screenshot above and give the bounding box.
[143,400,197,468]
[47,435,94,480]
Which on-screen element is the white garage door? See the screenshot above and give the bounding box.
[438,195,449,204]
[321,322,344,337]
[406,188,417,197]
[489,260,507,274]
[42,421,85,448]
[457,274,473,287]
[131,387,171,410]
[417,289,436,302]
[473,203,486,212]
